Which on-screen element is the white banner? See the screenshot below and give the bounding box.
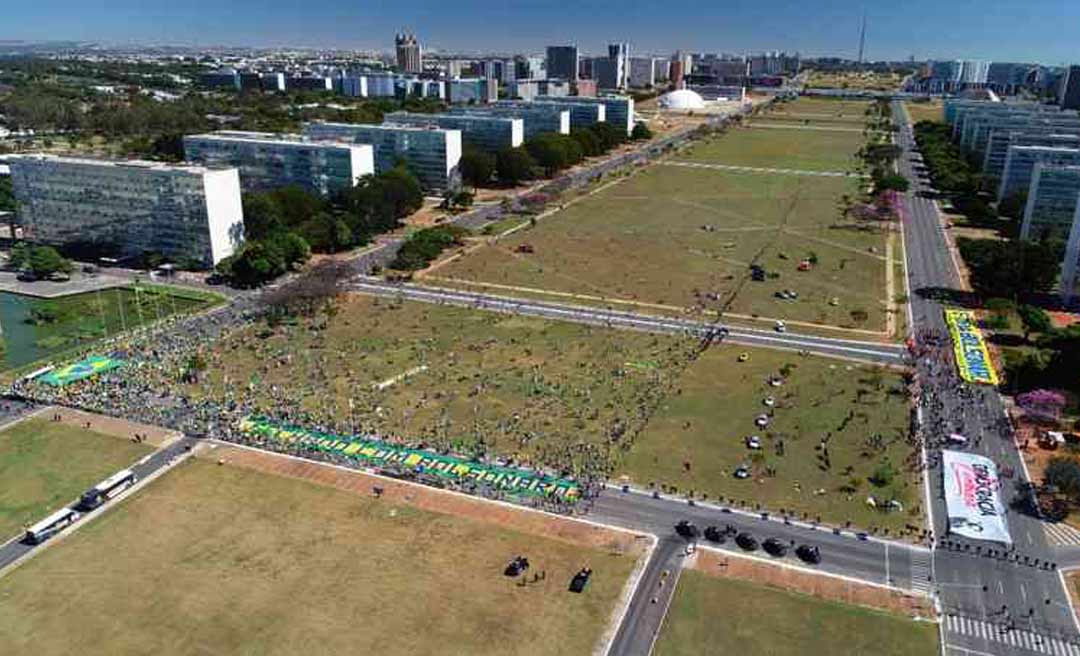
[942,450,1012,544]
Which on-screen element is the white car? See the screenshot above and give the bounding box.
[746,436,762,450]
[774,321,786,333]
[755,414,770,428]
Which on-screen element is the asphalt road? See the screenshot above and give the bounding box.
[349,279,906,365]
[0,434,197,573]
[894,100,1080,656]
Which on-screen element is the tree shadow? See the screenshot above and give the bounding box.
[914,286,981,308]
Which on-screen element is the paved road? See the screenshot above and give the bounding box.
[0,434,197,572]
[349,279,906,365]
[894,100,1080,655]
[607,537,686,656]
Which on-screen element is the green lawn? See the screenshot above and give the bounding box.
[0,458,636,656]
[654,573,938,656]
[0,417,153,539]
[619,344,921,534]
[190,295,696,477]
[439,163,889,332]
[904,101,943,124]
[680,126,866,173]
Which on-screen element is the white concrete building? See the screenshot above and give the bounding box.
[183,131,374,195]
[303,122,462,190]
[9,155,243,267]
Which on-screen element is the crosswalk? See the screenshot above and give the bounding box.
[945,614,1080,655]
[909,549,934,595]
[1043,522,1080,547]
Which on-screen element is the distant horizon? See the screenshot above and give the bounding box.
[3,0,1078,66]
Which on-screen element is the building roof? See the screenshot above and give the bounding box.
[659,89,706,109]
[6,153,227,174]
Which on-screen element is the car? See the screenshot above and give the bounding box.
[763,538,789,557]
[568,567,592,593]
[762,396,775,407]
[735,532,759,551]
[16,270,37,282]
[737,352,750,362]
[504,555,530,576]
[675,520,701,539]
[754,414,770,428]
[733,466,750,479]
[774,320,786,332]
[796,544,821,564]
[205,273,225,286]
[703,526,724,543]
[745,435,762,450]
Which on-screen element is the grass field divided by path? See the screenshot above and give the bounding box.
[0,417,153,539]
[0,458,636,656]
[653,572,938,656]
[197,297,915,533]
[682,126,865,173]
[440,164,890,332]
[618,343,919,532]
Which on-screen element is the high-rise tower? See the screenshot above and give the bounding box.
[857,12,867,65]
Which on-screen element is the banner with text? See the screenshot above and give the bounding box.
[944,309,999,385]
[238,416,581,502]
[942,449,1011,544]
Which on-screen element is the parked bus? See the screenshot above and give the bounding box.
[78,469,137,511]
[24,508,81,545]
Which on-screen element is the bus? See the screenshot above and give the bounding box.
[78,469,137,511]
[24,508,81,545]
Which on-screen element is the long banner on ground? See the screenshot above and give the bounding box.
[238,416,581,502]
[942,450,1011,544]
[943,308,999,385]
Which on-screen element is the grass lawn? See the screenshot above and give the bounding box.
[904,101,943,124]
[0,417,153,539]
[618,344,920,533]
[0,284,221,372]
[680,125,866,173]
[0,458,636,656]
[654,573,938,656]
[190,295,697,476]
[438,163,890,332]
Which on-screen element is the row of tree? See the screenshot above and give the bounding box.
[216,166,424,287]
[389,225,471,271]
[458,122,653,187]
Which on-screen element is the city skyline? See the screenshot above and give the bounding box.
[3,0,1079,65]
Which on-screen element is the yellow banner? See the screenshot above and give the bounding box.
[944,309,999,385]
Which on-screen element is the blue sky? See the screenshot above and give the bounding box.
[3,0,1078,64]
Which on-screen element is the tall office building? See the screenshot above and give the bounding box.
[998,145,1080,201]
[182,131,375,196]
[9,155,243,267]
[607,43,630,90]
[303,122,461,191]
[539,95,634,135]
[395,33,423,74]
[1060,66,1080,111]
[546,45,580,82]
[1020,164,1080,303]
[454,104,570,139]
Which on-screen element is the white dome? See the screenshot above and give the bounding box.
[659,89,706,109]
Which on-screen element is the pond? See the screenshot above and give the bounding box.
[0,286,213,371]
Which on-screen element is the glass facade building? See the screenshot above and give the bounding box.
[183,131,374,196]
[9,155,243,267]
[302,122,462,191]
[383,112,523,152]
[449,105,570,139]
[998,145,1080,201]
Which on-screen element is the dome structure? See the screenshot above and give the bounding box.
[659,89,706,110]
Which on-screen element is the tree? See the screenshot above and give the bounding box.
[459,147,495,187]
[149,133,185,162]
[631,123,653,141]
[495,147,536,185]
[869,461,897,488]
[525,133,584,176]
[1018,304,1053,341]
[0,177,15,211]
[25,245,73,277]
[957,237,1064,298]
[998,191,1028,222]
[242,193,286,241]
[1045,458,1080,500]
[875,173,910,193]
[297,212,352,253]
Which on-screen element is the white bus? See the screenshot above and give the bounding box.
[24,508,81,545]
[78,469,137,510]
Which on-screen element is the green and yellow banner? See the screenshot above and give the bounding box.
[239,416,581,502]
[39,355,124,386]
[944,309,999,386]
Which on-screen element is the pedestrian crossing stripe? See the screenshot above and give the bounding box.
[945,614,1080,655]
[1043,522,1080,547]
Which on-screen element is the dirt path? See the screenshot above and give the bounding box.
[37,406,181,447]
